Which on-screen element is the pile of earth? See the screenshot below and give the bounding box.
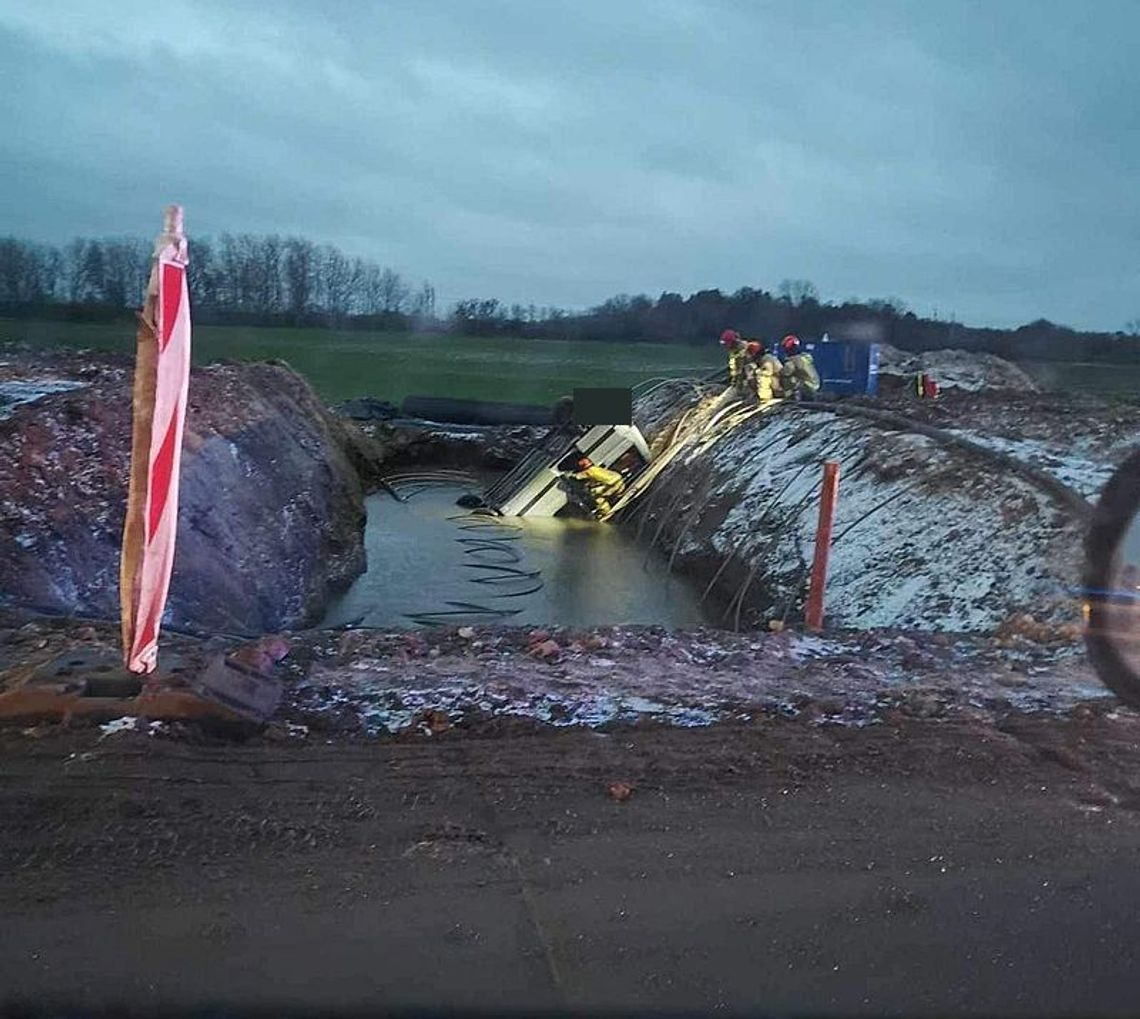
[0,344,378,634]
[631,361,1140,633]
[631,390,1094,633]
[863,388,1140,495]
[878,344,1040,392]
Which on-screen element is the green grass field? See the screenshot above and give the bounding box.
[3,319,1136,405]
[0,320,723,406]
[1019,361,1140,400]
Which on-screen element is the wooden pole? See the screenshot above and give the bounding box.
[805,460,840,632]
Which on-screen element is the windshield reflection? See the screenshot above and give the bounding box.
[1106,510,1140,672]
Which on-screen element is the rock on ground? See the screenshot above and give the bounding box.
[0,345,369,634]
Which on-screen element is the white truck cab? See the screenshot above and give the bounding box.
[483,423,652,518]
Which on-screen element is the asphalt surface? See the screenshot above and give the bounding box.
[3,711,1140,1016]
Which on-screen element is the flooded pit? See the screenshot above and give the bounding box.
[321,485,713,630]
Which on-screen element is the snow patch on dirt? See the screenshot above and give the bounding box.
[944,430,1115,499]
[689,410,1076,631]
[289,627,1109,735]
[98,716,165,738]
[0,379,87,419]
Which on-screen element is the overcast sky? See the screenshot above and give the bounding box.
[1,0,1137,330]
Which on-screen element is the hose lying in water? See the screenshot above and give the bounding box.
[460,565,540,583]
[405,602,525,624]
[385,471,477,482]
[400,500,546,624]
[461,544,522,564]
[381,470,482,501]
[382,469,480,492]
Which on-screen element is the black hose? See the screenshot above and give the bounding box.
[377,477,407,503]
[794,400,1091,515]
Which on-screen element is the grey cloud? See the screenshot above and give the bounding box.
[1,0,1137,329]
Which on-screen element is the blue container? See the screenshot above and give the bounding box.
[802,339,880,396]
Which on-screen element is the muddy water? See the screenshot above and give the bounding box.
[322,486,713,629]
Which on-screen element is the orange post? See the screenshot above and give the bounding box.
[805,460,841,632]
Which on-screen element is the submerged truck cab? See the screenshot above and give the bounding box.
[483,423,652,518]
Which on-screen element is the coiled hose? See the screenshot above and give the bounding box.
[377,471,547,625]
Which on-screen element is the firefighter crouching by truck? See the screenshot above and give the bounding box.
[779,334,821,400]
[745,340,784,406]
[561,456,626,518]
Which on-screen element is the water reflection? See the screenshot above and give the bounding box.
[323,486,712,629]
[1107,509,1140,672]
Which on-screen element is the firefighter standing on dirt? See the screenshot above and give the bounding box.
[779,335,821,400]
[565,456,625,518]
[720,329,751,398]
[745,340,784,406]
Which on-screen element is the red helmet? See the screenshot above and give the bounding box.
[745,341,763,358]
[781,334,801,354]
[577,457,593,470]
[719,329,741,347]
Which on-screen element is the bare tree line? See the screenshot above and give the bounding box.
[0,234,436,324]
[3,231,1137,364]
[449,278,1140,365]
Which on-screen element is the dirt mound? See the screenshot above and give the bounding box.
[0,345,368,633]
[879,345,1039,392]
[630,391,1086,633]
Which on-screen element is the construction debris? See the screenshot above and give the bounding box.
[607,781,635,802]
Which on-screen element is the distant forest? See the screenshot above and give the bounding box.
[2,234,1138,364]
[0,234,437,330]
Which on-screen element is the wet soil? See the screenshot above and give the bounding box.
[3,709,1140,1014]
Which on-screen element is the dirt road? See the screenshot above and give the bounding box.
[4,708,1140,1015]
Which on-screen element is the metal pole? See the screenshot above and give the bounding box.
[805,460,840,632]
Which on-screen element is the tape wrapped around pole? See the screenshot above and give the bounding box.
[119,205,191,675]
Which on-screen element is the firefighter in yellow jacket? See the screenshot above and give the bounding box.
[745,341,784,405]
[566,457,625,518]
[779,335,821,400]
[720,329,750,398]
